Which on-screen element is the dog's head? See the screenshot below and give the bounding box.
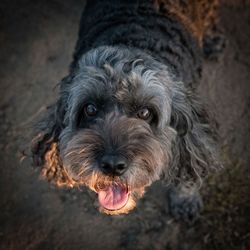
[32,46,219,215]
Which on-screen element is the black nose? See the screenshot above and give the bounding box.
[100,155,128,176]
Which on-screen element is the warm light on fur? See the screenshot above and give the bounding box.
[43,143,77,188]
[155,0,219,44]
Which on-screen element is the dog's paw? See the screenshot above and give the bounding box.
[203,32,226,60]
[167,188,203,223]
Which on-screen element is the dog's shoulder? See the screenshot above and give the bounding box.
[155,0,219,44]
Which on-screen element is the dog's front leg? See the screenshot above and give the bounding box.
[167,184,203,223]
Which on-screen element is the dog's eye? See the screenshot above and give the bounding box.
[137,107,151,120]
[84,104,98,117]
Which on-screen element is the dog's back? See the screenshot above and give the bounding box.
[72,0,219,87]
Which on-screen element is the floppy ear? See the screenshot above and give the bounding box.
[31,98,64,166]
[31,76,75,186]
[169,87,221,185]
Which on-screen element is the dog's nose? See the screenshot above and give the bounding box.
[100,155,128,176]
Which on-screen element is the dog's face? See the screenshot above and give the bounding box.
[59,47,176,214]
[32,47,218,215]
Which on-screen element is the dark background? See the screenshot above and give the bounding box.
[0,1,250,249]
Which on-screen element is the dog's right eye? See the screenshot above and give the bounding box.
[137,107,152,121]
[84,104,98,117]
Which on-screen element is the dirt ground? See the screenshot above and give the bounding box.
[0,1,250,250]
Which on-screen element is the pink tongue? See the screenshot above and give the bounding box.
[98,184,129,211]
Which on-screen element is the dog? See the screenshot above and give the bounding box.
[31,0,223,219]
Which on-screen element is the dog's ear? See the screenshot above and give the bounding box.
[31,75,73,166]
[169,88,221,185]
[31,76,75,186]
[31,98,65,167]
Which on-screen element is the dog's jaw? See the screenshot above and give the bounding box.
[86,175,148,215]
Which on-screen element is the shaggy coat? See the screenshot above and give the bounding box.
[32,0,221,216]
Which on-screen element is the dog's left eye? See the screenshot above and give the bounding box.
[137,107,151,120]
[84,104,98,117]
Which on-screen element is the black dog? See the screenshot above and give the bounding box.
[32,0,222,219]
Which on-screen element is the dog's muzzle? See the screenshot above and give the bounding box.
[97,154,129,210]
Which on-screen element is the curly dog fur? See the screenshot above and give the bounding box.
[31,0,222,219]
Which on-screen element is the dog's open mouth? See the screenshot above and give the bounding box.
[97,183,129,211]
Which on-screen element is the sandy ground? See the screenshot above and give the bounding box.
[0,1,250,249]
